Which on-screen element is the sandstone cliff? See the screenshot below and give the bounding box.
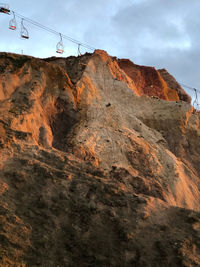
[0,50,200,266]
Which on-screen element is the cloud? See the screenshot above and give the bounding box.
[1,0,200,93]
[108,0,200,89]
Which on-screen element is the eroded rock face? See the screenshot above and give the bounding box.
[117,58,191,103]
[0,50,200,267]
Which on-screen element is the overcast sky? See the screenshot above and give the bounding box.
[0,0,200,99]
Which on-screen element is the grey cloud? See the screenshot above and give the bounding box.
[108,0,200,90]
[1,0,200,93]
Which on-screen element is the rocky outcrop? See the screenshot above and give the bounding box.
[117,58,191,102]
[158,68,191,103]
[0,50,200,266]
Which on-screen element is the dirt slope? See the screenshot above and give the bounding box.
[0,50,200,267]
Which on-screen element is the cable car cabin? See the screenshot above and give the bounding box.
[21,28,29,39]
[56,42,64,54]
[56,33,64,54]
[9,12,17,30]
[56,48,64,54]
[9,25,16,30]
[0,4,10,14]
[21,33,29,39]
[20,19,29,39]
[9,19,17,30]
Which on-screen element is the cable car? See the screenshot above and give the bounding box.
[9,11,17,30]
[0,3,10,14]
[56,33,64,54]
[20,19,29,39]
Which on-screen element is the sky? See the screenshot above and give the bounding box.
[0,0,200,100]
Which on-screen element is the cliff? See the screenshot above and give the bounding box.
[0,50,200,266]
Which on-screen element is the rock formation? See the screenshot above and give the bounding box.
[0,50,200,266]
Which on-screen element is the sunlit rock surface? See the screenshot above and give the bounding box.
[0,50,200,266]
